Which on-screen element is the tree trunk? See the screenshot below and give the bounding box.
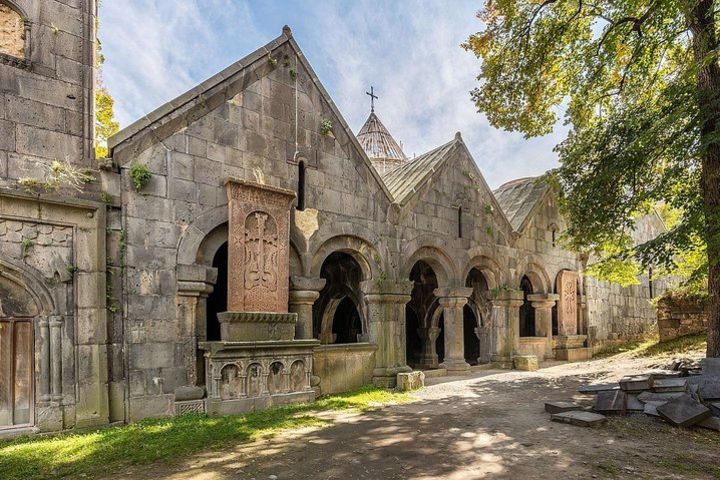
[689,0,720,357]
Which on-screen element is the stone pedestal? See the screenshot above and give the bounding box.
[434,287,473,373]
[199,178,318,416]
[362,279,413,387]
[485,289,524,368]
[289,276,326,340]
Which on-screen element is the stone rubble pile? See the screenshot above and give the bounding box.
[547,358,720,429]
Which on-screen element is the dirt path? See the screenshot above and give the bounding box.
[115,352,719,479]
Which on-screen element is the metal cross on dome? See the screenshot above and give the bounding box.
[366,86,378,113]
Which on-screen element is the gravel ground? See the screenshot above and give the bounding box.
[114,349,720,480]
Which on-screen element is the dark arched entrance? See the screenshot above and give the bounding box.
[205,242,227,341]
[407,260,442,368]
[519,275,536,337]
[314,252,364,344]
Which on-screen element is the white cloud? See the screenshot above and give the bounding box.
[100,0,567,188]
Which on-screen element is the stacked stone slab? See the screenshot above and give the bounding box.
[576,365,720,431]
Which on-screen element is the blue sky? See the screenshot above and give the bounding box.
[100,0,567,189]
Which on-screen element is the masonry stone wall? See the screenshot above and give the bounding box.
[0,0,107,435]
[657,296,708,342]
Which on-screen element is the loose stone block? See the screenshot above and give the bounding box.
[651,377,687,393]
[643,401,665,417]
[697,378,720,401]
[619,375,651,392]
[513,355,538,371]
[594,390,626,414]
[701,358,720,376]
[637,391,684,403]
[656,394,712,427]
[695,416,720,431]
[579,383,620,394]
[396,371,425,392]
[545,401,580,414]
[626,394,644,412]
[551,411,607,427]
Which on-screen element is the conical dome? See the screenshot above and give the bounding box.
[357,112,407,175]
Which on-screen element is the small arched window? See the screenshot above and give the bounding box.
[551,228,557,247]
[457,206,463,238]
[297,160,305,211]
[0,3,27,60]
[648,267,654,298]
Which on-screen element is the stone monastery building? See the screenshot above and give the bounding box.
[0,1,668,434]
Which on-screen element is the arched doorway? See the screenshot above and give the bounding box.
[313,252,365,344]
[205,242,227,341]
[0,270,41,429]
[406,260,442,368]
[519,275,536,337]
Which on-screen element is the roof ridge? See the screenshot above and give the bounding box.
[357,111,407,161]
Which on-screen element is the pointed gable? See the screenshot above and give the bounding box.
[108,26,394,203]
[493,177,550,232]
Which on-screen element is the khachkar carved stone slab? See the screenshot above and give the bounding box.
[224,178,296,313]
[556,270,579,336]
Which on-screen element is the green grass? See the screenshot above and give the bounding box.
[0,386,412,480]
[594,333,707,358]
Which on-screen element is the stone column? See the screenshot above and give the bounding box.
[177,265,217,388]
[527,293,559,340]
[417,327,441,368]
[484,289,524,368]
[289,276,326,340]
[361,279,413,388]
[434,287,473,374]
[528,293,559,359]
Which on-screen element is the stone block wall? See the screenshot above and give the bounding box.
[0,0,97,187]
[657,295,708,342]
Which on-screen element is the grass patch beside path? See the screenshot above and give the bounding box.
[594,334,707,359]
[0,386,412,480]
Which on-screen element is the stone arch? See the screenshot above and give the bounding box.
[517,261,551,294]
[177,205,228,266]
[0,1,30,61]
[462,255,502,291]
[0,258,54,316]
[0,259,55,429]
[402,245,456,287]
[310,235,378,281]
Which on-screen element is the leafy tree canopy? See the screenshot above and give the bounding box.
[464,0,720,354]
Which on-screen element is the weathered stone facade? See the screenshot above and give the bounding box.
[0,19,669,434]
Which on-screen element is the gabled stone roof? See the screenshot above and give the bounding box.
[493,177,550,231]
[357,112,407,161]
[382,137,458,204]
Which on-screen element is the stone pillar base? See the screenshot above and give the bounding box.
[440,359,471,373]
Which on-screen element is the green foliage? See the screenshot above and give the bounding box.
[94,14,119,159]
[129,163,151,192]
[21,239,33,258]
[584,234,641,287]
[65,265,78,275]
[18,161,96,194]
[464,0,716,299]
[0,387,411,480]
[100,191,112,204]
[320,119,333,136]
